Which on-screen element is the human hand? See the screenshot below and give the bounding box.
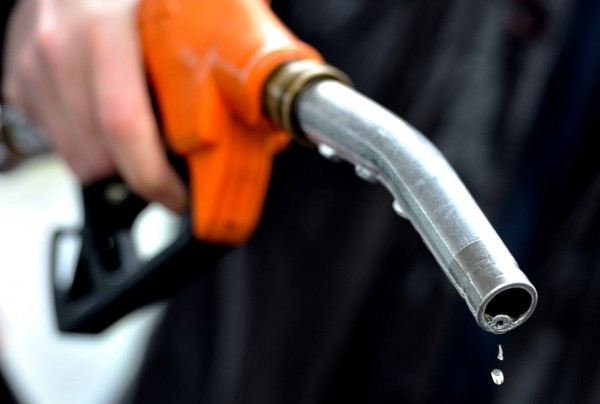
[2,0,186,212]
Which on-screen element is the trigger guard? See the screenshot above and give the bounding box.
[51,175,229,333]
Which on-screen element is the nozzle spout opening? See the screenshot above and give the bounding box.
[481,286,536,333]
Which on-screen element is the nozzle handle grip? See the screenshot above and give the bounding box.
[51,176,228,333]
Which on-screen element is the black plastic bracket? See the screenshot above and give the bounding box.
[50,176,229,334]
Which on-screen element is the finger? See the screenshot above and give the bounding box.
[34,11,115,182]
[4,46,67,152]
[3,4,114,182]
[88,8,186,212]
[19,49,90,175]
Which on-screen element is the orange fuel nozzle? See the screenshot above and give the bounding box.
[139,0,322,244]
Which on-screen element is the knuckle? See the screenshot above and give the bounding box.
[3,50,38,111]
[64,152,90,181]
[35,25,61,66]
[97,105,133,138]
[128,173,170,202]
[83,14,104,45]
[2,81,19,105]
[84,8,122,50]
[97,98,141,140]
[63,142,115,183]
[70,153,114,184]
[14,47,37,81]
[92,154,116,178]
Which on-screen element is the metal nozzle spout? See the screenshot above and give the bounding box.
[449,240,536,333]
[265,61,537,334]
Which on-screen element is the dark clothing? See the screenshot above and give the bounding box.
[0,369,18,404]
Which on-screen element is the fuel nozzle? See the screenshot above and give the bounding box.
[265,60,537,334]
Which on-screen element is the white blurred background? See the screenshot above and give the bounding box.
[0,154,169,404]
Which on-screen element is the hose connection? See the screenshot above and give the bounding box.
[264,60,352,146]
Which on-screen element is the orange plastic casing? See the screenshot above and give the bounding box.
[138,0,321,244]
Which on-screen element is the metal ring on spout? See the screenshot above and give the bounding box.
[263,60,352,147]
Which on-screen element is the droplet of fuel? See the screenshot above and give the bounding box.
[491,369,504,385]
[355,165,378,183]
[392,200,407,218]
[317,144,341,162]
[498,344,504,361]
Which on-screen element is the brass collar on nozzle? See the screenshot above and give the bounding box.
[264,60,352,147]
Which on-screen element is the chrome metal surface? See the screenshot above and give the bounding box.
[296,79,537,334]
[264,60,352,146]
